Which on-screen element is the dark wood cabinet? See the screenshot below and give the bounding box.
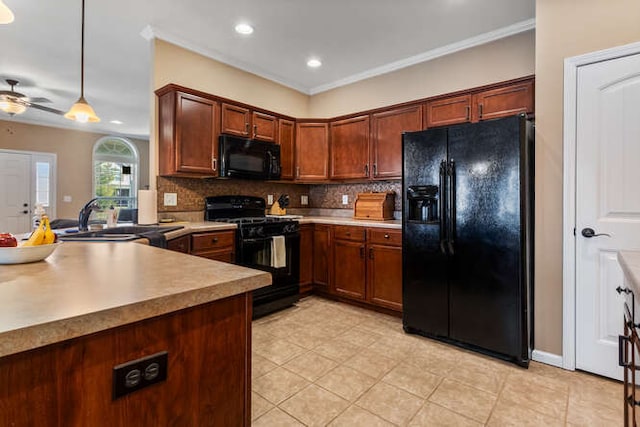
[367,229,403,311]
[425,94,471,127]
[0,293,253,427]
[167,235,190,254]
[330,115,370,180]
[190,230,235,263]
[295,122,329,181]
[278,119,295,180]
[158,90,220,177]
[332,226,367,300]
[472,80,534,122]
[299,224,313,294]
[371,105,423,179]
[221,103,277,142]
[312,224,331,291]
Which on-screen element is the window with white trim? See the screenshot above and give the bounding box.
[92,137,139,209]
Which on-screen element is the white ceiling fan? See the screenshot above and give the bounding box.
[0,79,64,117]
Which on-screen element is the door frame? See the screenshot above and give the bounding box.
[0,149,57,220]
[562,40,640,371]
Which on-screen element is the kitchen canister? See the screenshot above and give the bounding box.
[137,189,158,225]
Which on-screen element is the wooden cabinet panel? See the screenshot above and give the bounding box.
[313,224,331,290]
[278,119,295,180]
[221,103,251,137]
[191,230,235,263]
[368,228,402,246]
[252,112,277,142]
[333,239,366,300]
[296,122,329,181]
[299,224,313,293]
[368,244,402,311]
[330,115,370,180]
[425,94,471,128]
[167,235,190,253]
[333,225,366,242]
[371,105,423,180]
[0,294,252,427]
[472,80,534,122]
[158,91,220,177]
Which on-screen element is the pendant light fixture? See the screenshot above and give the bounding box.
[0,1,15,24]
[65,0,100,123]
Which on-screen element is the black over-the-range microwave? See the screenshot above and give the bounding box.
[218,134,281,180]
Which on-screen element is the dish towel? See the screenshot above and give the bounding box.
[271,235,287,268]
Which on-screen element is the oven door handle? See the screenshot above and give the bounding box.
[241,234,298,244]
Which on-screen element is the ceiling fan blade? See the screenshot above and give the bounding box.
[27,97,51,104]
[27,103,65,116]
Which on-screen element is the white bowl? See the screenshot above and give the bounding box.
[0,242,62,265]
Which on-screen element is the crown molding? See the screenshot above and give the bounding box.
[141,18,535,97]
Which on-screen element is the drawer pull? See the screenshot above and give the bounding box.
[384,234,390,239]
[346,232,351,236]
[212,237,219,244]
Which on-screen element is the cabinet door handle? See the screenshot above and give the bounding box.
[373,163,378,177]
[296,166,300,178]
[369,247,374,259]
[478,104,483,120]
[245,123,250,134]
[212,157,217,171]
[364,164,369,176]
[360,246,365,258]
[253,124,257,138]
[466,105,470,121]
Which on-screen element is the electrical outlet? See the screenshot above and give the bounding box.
[113,351,168,399]
[301,195,309,206]
[267,194,274,205]
[163,193,177,206]
[63,195,72,203]
[342,195,349,205]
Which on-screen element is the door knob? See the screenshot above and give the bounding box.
[581,227,611,238]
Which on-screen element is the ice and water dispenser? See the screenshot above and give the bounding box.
[407,185,439,223]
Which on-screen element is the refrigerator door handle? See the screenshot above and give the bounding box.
[447,160,456,255]
[439,160,448,254]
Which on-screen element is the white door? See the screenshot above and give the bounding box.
[575,52,640,380]
[0,152,32,234]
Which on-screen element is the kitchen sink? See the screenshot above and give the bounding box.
[58,225,184,242]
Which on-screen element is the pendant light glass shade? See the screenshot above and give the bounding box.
[0,1,15,24]
[66,0,100,123]
[64,96,100,123]
[0,100,26,115]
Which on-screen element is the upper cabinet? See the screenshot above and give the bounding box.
[425,77,534,127]
[295,122,329,181]
[157,90,220,177]
[472,80,534,122]
[221,103,277,142]
[371,104,423,180]
[330,115,370,180]
[278,119,295,180]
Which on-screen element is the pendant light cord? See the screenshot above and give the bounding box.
[80,0,85,98]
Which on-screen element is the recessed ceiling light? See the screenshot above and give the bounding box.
[110,120,123,125]
[235,23,254,35]
[307,58,322,68]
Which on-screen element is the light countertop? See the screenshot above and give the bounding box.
[0,242,270,358]
[619,251,640,294]
[297,216,401,229]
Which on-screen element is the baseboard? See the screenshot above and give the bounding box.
[531,349,564,368]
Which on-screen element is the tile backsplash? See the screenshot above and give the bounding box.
[156,177,401,214]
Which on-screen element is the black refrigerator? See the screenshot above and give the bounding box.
[402,115,533,366]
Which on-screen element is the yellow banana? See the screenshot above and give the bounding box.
[22,220,46,246]
[43,216,56,244]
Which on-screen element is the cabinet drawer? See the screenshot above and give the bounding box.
[368,228,401,246]
[333,225,366,242]
[167,235,190,253]
[191,231,235,252]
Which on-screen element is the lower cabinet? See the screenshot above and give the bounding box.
[299,224,314,294]
[330,225,402,312]
[313,225,331,292]
[168,230,235,263]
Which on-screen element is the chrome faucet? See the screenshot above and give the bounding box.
[78,198,102,231]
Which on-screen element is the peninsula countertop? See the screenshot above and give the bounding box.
[0,242,271,358]
[619,251,640,294]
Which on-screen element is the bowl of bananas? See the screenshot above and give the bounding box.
[0,216,61,265]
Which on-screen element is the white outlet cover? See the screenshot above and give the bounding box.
[342,195,349,205]
[301,195,309,206]
[267,195,274,205]
[63,195,72,202]
[164,193,177,206]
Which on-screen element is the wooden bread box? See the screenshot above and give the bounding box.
[354,192,395,220]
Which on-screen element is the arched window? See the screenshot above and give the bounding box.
[92,137,139,209]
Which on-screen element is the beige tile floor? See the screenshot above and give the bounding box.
[251,296,622,426]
